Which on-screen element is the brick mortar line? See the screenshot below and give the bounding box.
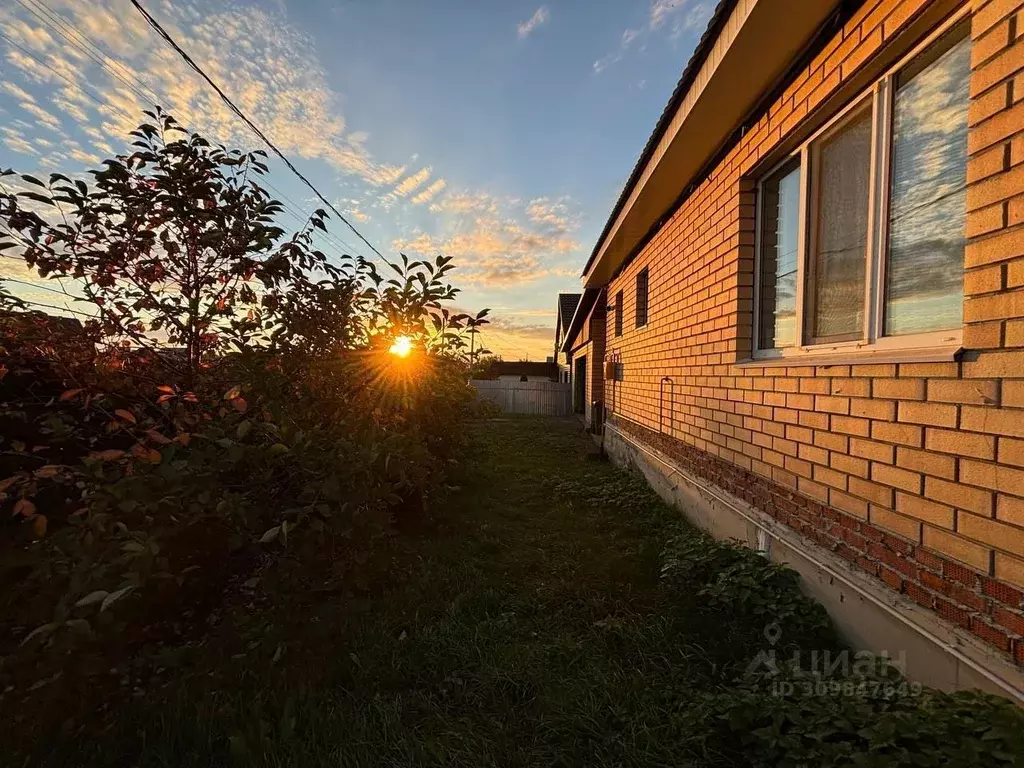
[608,413,1024,664]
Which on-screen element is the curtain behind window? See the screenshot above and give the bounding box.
[809,109,872,342]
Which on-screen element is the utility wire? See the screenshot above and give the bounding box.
[1,275,81,299]
[129,0,385,261]
[12,0,161,109]
[12,297,94,318]
[479,328,533,360]
[0,31,137,125]
[1,3,364,264]
[1,6,485,321]
[258,176,365,258]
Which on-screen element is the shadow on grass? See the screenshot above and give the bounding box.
[7,416,1023,767]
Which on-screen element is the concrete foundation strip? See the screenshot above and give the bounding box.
[605,421,1024,704]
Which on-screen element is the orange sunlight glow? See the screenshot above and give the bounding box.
[389,335,413,357]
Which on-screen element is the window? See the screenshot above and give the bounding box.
[635,268,649,328]
[753,18,970,359]
[614,290,623,337]
[806,107,872,344]
[758,158,800,349]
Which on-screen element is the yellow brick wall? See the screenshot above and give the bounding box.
[605,0,1024,611]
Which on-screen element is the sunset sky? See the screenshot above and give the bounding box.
[0,0,713,360]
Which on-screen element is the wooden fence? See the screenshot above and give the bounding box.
[471,379,573,416]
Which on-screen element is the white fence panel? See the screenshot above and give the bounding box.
[471,379,572,416]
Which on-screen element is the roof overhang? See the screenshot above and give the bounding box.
[583,0,844,288]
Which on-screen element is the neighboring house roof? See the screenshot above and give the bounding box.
[487,361,559,379]
[0,310,84,333]
[559,287,600,354]
[555,292,581,347]
[582,0,847,288]
[558,293,581,331]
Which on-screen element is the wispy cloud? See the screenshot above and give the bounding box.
[1,126,39,156]
[594,27,640,73]
[517,6,550,39]
[667,1,713,39]
[526,197,578,234]
[649,0,682,29]
[393,167,433,198]
[411,178,447,205]
[594,0,711,74]
[0,0,402,187]
[429,191,500,215]
[1,82,35,102]
[0,0,583,301]
[393,203,578,287]
[335,197,371,223]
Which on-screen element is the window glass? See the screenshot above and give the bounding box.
[636,268,649,328]
[808,109,873,342]
[758,158,800,349]
[885,26,970,336]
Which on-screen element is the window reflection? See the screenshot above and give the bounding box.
[758,159,800,349]
[885,26,970,336]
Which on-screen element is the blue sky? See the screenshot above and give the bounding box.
[0,0,712,359]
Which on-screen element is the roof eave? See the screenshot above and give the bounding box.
[584,0,845,289]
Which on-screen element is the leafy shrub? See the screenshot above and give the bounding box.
[661,534,835,650]
[0,109,488,649]
[659,532,1024,766]
[686,681,1024,767]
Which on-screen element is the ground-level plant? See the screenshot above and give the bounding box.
[3,417,1019,767]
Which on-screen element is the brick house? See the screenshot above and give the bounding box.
[561,288,607,421]
[569,0,1024,699]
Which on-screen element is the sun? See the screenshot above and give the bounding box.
[389,335,413,357]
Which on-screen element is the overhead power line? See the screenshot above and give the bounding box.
[128,0,385,261]
[0,7,366,264]
[13,0,161,109]
[0,30,135,124]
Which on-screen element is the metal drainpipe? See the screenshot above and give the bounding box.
[659,376,673,435]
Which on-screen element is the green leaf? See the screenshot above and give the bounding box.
[259,526,280,543]
[20,622,59,646]
[236,420,252,439]
[75,590,109,608]
[101,586,135,612]
[20,174,45,187]
[18,191,54,206]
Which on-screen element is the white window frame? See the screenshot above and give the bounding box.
[751,10,969,363]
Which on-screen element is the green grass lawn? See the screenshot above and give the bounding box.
[7,417,1022,766]
[8,417,730,766]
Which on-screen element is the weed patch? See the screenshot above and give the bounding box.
[3,417,1021,766]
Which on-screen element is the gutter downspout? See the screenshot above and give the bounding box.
[658,376,673,435]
